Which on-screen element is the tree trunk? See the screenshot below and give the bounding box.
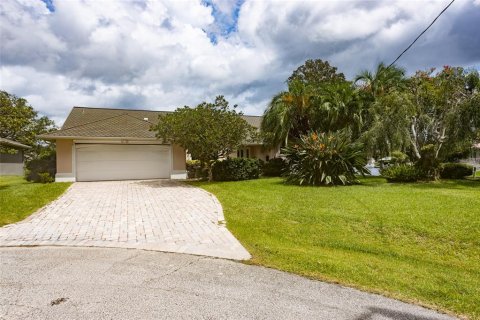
[435,127,447,159]
[208,164,213,182]
[410,117,421,159]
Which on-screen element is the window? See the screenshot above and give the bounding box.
[246,148,250,158]
[266,155,270,162]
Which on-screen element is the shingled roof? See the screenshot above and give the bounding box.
[40,107,263,139]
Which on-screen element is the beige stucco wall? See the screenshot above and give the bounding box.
[230,145,280,161]
[56,139,73,173]
[172,144,186,171]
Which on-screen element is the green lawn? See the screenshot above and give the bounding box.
[0,176,71,226]
[190,177,480,319]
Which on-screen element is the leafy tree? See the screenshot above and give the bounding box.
[465,69,480,93]
[361,90,413,157]
[362,67,480,164]
[407,66,476,160]
[0,90,56,159]
[154,96,256,181]
[288,59,345,86]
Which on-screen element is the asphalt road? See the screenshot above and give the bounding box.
[0,247,455,320]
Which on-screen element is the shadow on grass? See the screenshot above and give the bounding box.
[407,179,480,190]
[188,176,479,192]
[188,176,388,188]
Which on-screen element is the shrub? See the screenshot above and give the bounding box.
[212,157,262,181]
[262,157,287,177]
[282,131,369,186]
[25,152,56,183]
[440,163,473,179]
[390,151,408,165]
[381,164,421,182]
[186,160,208,179]
[37,172,54,183]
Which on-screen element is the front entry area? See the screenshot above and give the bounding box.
[75,144,171,181]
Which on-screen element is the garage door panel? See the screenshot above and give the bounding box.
[76,144,171,181]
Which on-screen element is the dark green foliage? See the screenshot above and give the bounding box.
[390,151,408,164]
[440,163,474,179]
[0,90,56,160]
[154,96,256,181]
[37,172,54,183]
[186,160,207,179]
[212,158,261,181]
[261,157,287,177]
[25,152,56,183]
[283,131,369,186]
[381,165,421,183]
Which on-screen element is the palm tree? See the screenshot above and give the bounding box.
[355,63,406,98]
[314,81,364,137]
[262,80,366,147]
[261,80,316,147]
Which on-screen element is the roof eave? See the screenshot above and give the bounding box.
[38,135,159,141]
[0,139,30,149]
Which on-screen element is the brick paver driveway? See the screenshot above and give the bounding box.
[0,180,250,260]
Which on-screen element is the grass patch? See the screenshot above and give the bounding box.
[190,177,480,319]
[0,176,71,226]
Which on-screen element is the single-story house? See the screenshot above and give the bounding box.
[0,138,30,176]
[40,106,279,182]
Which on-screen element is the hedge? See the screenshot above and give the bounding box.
[440,163,473,179]
[212,158,262,181]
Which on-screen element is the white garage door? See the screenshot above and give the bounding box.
[76,144,171,181]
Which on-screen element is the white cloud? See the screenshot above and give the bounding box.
[1,0,479,125]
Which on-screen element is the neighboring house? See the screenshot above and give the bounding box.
[40,106,279,182]
[0,138,30,176]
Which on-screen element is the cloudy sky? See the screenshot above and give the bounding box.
[1,0,479,125]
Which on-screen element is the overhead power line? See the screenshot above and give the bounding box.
[387,0,456,68]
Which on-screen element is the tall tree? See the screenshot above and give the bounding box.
[361,90,413,157]
[261,80,317,146]
[0,90,56,159]
[355,63,406,99]
[288,59,345,86]
[154,96,256,181]
[262,59,356,147]
[313,81,364,138]
[407,67,478,160]
[362,67,479,161]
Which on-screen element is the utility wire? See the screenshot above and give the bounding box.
[387,0,455,68]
